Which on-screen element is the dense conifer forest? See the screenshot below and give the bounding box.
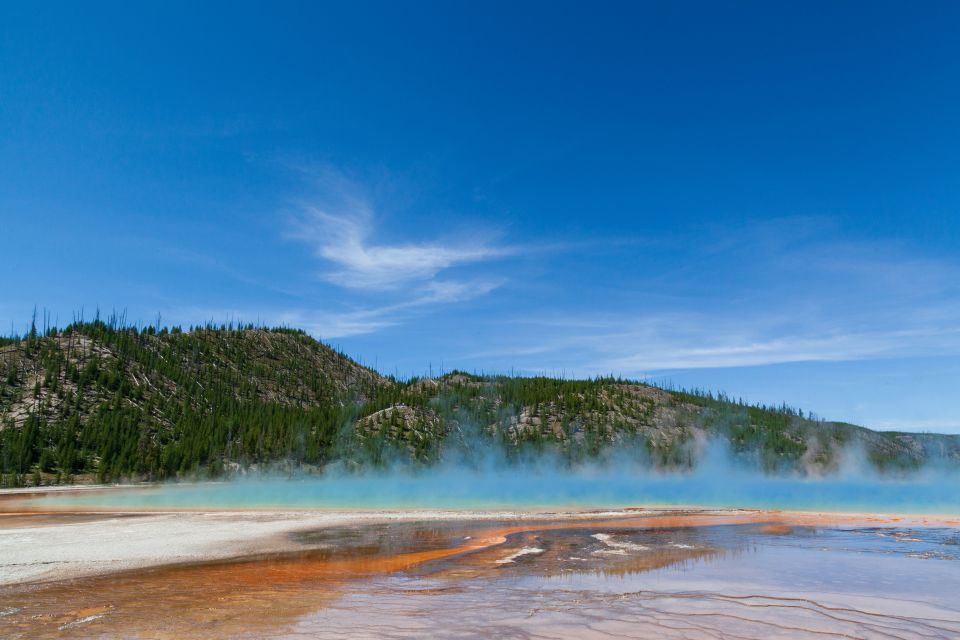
[1,314,958,486]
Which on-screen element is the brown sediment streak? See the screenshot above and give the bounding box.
[521,589,960,640]
[633,594,960,639]
[701,593,960,632]
[0,509,795,593]
[218,528,513,583]
[185,509,888,585]
[0,522,523,637]
[29,513,754,585]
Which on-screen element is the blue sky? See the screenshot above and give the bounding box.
[2,1,959,433]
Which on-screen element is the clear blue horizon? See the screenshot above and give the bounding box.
[2,2,959,433]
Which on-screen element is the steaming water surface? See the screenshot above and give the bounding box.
[20,467,960,514]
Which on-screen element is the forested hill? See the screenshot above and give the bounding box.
[1,321,958,486]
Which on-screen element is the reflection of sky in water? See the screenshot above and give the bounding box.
[528,525,960,599]
[288,525,960,639]
[25,465,960,514]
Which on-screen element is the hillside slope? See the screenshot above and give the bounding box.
[1,322,957,485]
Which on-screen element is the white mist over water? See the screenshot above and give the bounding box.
[33,443,960,514]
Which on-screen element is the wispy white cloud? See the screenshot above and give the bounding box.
[272,169,522,337]
[464,320,960,374]
[178,277,507,341]
[459,217,960,375]
[290,202,513,291]
[285,277,506,339]
[592,325,960,371]
[275,308,398,339]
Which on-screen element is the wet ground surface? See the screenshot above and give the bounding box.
[2,516,959,638]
